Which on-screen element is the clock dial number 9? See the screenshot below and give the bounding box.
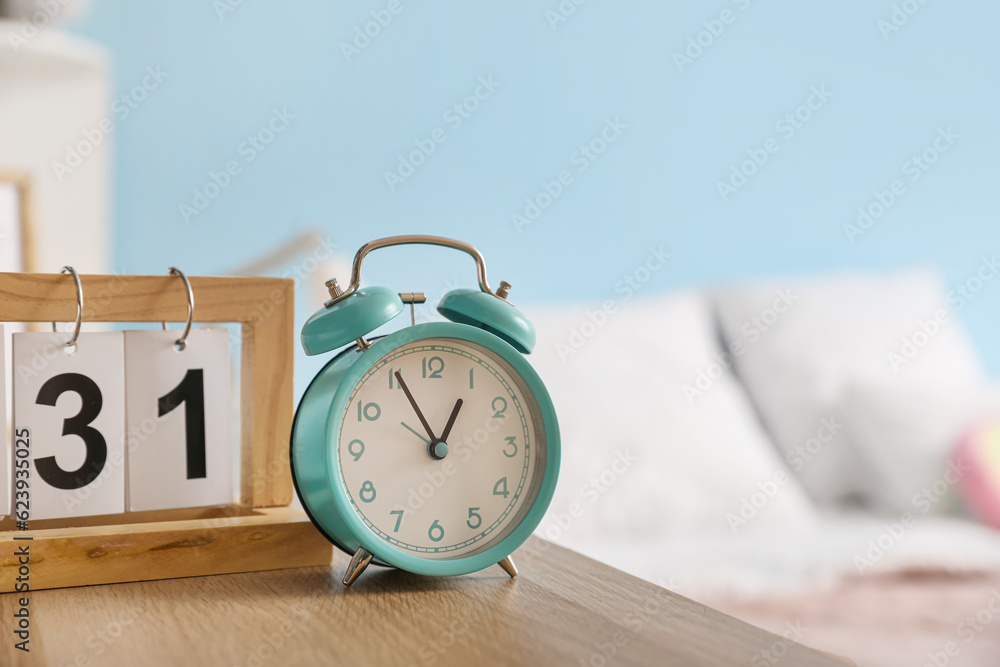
[337,338,544,559]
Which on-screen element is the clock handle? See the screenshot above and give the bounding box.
[325,235,507,307]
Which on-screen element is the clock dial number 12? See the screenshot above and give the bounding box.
[338,338,543,559]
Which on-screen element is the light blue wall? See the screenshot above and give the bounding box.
[73,1,1000,377]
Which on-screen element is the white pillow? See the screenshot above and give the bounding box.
[713,268,984,509]
[842,382,1000,515]
[525,291,816,551]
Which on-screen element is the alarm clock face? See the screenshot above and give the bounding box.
[337,336,546,559]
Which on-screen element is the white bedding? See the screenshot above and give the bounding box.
[556,512,1000,603]
[526,273,1000,608]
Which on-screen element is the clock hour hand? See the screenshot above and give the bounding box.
[424,398,463,462]
[438,398,463,444]
[394,371,436,442]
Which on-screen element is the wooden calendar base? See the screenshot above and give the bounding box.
[0,506,334,592]
[0,274,328,590]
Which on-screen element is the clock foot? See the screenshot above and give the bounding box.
[342,547,374,586]
[497,556,518,579]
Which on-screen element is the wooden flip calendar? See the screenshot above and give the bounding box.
[0,272,333,591]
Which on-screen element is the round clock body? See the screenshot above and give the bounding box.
[291,321,560,577]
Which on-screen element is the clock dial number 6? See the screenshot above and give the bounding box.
[428,519,444,542]
[336,339,542,560]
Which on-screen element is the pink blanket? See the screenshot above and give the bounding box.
[709,572,1000,667]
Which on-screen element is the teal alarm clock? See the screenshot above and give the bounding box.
[291,235,560,586]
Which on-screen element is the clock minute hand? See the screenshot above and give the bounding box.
[394,371,436,442]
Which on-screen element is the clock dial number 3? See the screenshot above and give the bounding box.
[339,338,540,559]
[503,436,517,458]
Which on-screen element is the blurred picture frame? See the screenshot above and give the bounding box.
[0,171,36,273]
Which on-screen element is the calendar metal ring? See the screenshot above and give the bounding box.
[162,267,194,350]
[51,265,83,348]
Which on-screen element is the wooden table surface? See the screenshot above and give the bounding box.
[0,536,847,666]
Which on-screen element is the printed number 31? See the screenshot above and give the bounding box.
[34,369,208,490]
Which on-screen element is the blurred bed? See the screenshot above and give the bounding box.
[714,570,1000,667]
[528,267,1000,666]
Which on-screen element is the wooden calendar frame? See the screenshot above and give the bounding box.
[0,273,334,591]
